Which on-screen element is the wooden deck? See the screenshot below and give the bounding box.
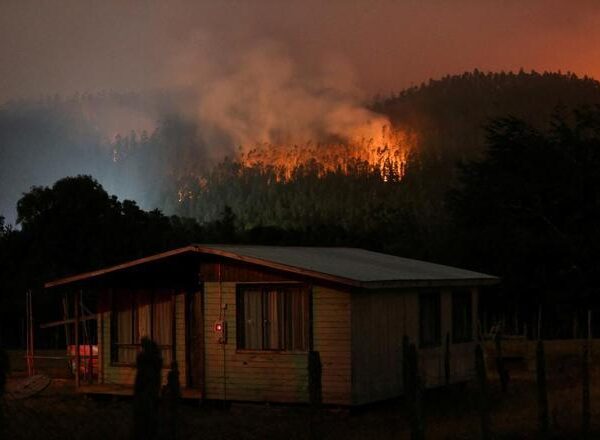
[77,384,202,400]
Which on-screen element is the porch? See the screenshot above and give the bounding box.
[77,383,202,400]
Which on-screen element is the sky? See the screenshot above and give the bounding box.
[1,0,600,103]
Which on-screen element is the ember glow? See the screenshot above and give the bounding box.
[238,126,414,181]
[175,123,415,204]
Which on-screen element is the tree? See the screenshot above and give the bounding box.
[0,175,209,348]
[449,106,600,327]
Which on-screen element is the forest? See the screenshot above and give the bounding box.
[2,70,600,346]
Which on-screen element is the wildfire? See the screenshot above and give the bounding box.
[237,126,414,181]
[175,125,416,204]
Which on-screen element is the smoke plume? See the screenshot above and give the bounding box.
[167,39,389,160]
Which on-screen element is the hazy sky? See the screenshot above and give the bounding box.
[1,0,600,103]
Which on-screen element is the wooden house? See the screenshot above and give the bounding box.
[44,245,498,405]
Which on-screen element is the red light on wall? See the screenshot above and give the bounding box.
[214,320,227,344]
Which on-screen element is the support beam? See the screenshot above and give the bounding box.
[74,289,81,388]
[29,290,34,375]
[40,315,96,329]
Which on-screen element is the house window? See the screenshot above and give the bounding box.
[111,289,173,365]
[419,291,441,347]
[452,290,473,343]
[237,285,309,351]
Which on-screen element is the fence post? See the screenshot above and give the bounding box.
[536,339,549,437]
[582,339,590,439]
[407,342,425,440]
[444,332,451,386]
[402,335,410,391]
[475,344,491,440]
[494,330,509,392]
[0,346,8,429]
[308,350,322,440]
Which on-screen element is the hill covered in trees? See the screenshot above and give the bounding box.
[173,71,600,256]
[2,70,600,263]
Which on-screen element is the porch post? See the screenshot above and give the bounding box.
[74,289,81,388]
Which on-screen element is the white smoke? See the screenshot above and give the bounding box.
[168,39,390,156]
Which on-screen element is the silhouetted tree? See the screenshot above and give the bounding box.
[0,176,209,347]
[450,106,600,328]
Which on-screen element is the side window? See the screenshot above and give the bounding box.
[452,290,473,343]
[237,285,309,352]
[111,289,173,365]
[419,291,441,347]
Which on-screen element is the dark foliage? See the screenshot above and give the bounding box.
[0,175,225,347]
[449,106,600,330]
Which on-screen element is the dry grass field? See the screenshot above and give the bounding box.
[2,341,600,439]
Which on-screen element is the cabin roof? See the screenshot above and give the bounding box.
[44,244,499,289]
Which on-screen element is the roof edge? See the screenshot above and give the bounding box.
[192,245,362,288]
[44,244,363,289]
[44,245,199,288]
[362,277,500,289]
[44,244,500,290]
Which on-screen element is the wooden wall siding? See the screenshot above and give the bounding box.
[203,282,309,403]
[200,261,295,283]
[202,283,352,404]
[351,290,411,405]
[417,289,477,388]
[174,291,187,387]
[95,289,187,388]
[311,286,352,405]
[351,288,479,405]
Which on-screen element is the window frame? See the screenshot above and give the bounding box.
[236,283,310,353]
[451,289,473,344]
[419,290,442,348]
[110,289,175,367]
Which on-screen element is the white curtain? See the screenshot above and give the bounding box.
[115,290,136,363]
[153,289,173,362]
[287,288,308,351]
[241,287,309,351]
[266,289,283,350]
[244,289,263,349]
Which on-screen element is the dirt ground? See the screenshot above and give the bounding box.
[1,342,599,439]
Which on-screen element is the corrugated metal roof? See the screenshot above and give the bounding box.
[197,245,498,287]
[45,244,498,289]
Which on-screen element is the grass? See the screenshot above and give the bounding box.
[1,341,599,439]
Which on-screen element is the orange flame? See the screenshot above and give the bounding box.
[237,126,415,181]
[175,126,416,204]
